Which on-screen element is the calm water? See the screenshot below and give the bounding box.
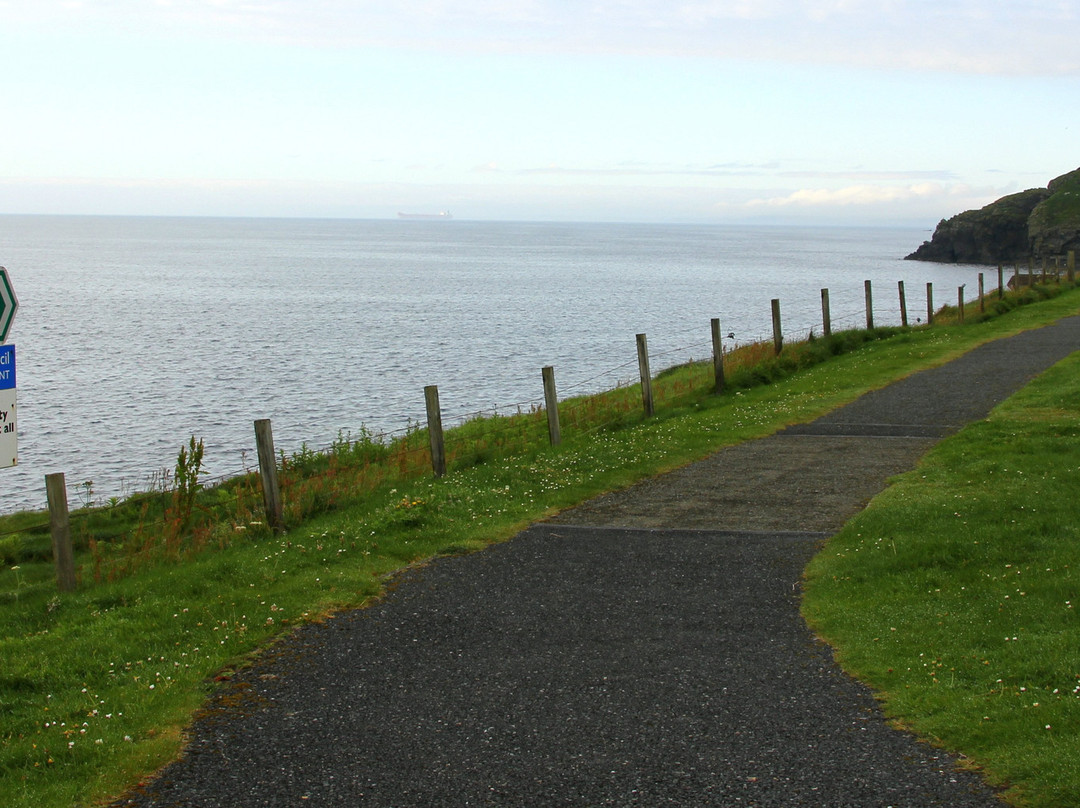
[0,216,983,514]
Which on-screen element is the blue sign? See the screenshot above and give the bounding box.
[0,345,14,390]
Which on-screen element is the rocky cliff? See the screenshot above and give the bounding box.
[905,167,1080,264]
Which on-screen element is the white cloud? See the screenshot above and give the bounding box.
[746,182,981,208]
[8,1,1079,74]
[486,162,778,179]
[780,170,959,182]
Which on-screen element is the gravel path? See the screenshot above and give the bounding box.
[113,316,1080,807]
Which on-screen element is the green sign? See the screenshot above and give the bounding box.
[0,268,16,344]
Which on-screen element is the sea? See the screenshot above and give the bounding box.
[0,215,987,515]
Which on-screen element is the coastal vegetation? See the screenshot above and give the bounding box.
[0,279,1078,807]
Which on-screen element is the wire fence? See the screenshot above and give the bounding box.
[5,260,1076,595]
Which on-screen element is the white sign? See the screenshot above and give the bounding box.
[0,388,14,468]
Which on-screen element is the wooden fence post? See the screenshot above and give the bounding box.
[1041,258,1048,284]
[771,299,783,355]
[1068,250,1075,283]
[636,333,654,417]
[864,280,874,329]
[254,419,284,532]
[979,273,985,313]
[998,264,1004,299]
[926,282,934,325]
[1028,259,1035,288]
[710,318,725,394]
[958,286,965,323]
[820,288,831,337]
[45,472,77,592]
[898,280,908,327]
[424,385,447,477]
[542,366,561,446]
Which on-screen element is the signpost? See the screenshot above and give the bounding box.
[0,268,18,468]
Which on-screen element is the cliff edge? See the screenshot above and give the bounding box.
[906,167,1080,264]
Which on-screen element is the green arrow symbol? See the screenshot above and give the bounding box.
[0,268,17,344]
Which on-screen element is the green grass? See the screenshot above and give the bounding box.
[803,351,1080,806]
[1,282,1079,807]
[1033,171,1080,229]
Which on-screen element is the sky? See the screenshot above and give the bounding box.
[0,1,1077,225]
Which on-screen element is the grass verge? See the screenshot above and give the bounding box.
[1,283,1078,807]
[803,348,1080,807]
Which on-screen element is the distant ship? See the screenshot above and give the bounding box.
[397,211,453,220]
